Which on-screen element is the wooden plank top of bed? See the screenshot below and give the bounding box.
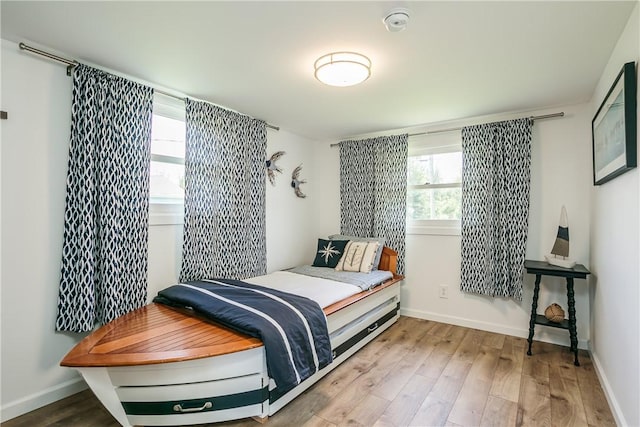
[61,247,402,368]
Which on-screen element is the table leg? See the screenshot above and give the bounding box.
[566,278,579,366]
[527,274,541,356]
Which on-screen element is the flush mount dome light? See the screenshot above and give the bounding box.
[314,52,371,87]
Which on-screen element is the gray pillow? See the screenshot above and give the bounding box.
[328,234,386,270]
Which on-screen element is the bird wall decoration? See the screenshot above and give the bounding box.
[291,165,307,198]
[265,151,285,186]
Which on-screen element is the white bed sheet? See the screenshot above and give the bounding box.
[245,271,362,309]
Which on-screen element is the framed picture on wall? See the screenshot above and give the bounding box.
[592,61,637,185]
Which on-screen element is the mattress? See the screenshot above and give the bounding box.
[285,265,393,291]
[245,271,363,308]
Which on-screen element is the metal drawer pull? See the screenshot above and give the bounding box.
[367,323,379,333]
[173,401,213,413]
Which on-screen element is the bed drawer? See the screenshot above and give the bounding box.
[332,302,399,359]
[117,374,267,425]
[327,282,400,332]
[330,295,398,348]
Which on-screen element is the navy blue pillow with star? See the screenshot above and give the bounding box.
[312,239,349,268]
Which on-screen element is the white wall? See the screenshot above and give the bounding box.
[1,40,85,421]
[313,102,594,349]
[588,4,639,427]
[265,130,317,273]
[0,39,317,421]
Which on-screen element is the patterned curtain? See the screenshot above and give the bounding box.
[56,64,153,332]
[180,99,267,281]
[339,134,408,274]
[460,118,533,300]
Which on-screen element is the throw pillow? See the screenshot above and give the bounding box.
[312,239,349,268]
[335,241,380,273]
[328,234,385,270]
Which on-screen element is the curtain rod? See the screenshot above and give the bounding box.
[18,42,280,131]
[330,111,565,147]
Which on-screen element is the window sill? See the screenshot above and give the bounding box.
[149,212,184,226]
[149,202,184,226]
[407,225,461,236]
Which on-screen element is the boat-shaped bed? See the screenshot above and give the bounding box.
[61,247,403,426]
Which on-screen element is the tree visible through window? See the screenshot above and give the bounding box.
[407,151,462,220]
[406,130,462,233]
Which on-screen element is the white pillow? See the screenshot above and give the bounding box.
[335,241,380,273]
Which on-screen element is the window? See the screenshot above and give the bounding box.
[149,93,186,225]
[407,131,462,235]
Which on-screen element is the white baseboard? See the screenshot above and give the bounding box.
[400,307,589,350]
[1,377,87,423]
[588,346,627,427]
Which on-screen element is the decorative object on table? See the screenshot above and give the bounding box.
[291,165,307,198]
[544,303,565,323]
[592,61,637,185]
[545,205,576,268]
[266,150,286,186]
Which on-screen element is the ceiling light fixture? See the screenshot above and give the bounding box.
[314,52,371,87]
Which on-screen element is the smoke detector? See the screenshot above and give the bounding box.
[383,8,410,32]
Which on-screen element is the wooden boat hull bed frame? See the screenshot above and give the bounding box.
[61,247,403,427]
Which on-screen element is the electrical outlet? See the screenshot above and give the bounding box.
[439,284,449,299]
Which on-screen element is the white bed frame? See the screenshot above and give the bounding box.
[64,251,402,426]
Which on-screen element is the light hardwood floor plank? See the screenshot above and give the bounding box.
[451,328,486,364]
[447,346,501,426]
[429,321,453,338]
[409,395,454,427]
[414,340,453,379]
[371,332,439,401]
[523,353,551,382]
[519,374,552,427]
[343,394,390,426]
[482,331,507,350]
[574,358,617,427]
[480,396,519,427]
[549,365,589,427]
[301,415,337,427]
[490,335,525,402]
[376,373,438,427]
[313,353,375,398]
[409,359,472,426]
[314,334,411,425]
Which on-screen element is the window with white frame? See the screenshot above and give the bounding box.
[406,131,462,235]
[149,93,186,225]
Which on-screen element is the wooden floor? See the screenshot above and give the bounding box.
[2,317,615,427]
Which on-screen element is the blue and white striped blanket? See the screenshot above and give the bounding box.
[153,279,332,398]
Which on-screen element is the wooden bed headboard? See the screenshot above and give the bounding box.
[378,246,398,275]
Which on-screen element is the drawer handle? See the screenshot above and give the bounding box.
[173,401,213,413]
[367,323,379,333]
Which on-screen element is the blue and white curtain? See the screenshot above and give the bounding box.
[180,99,267,281]
[460,118,533,300]
[56,64,153,332]
[339,134,408,274]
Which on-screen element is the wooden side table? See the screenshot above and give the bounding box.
[524,260,590,366]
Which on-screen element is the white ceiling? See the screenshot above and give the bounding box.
[1,1,636,140]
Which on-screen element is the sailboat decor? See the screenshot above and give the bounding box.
[544,206,576,268]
